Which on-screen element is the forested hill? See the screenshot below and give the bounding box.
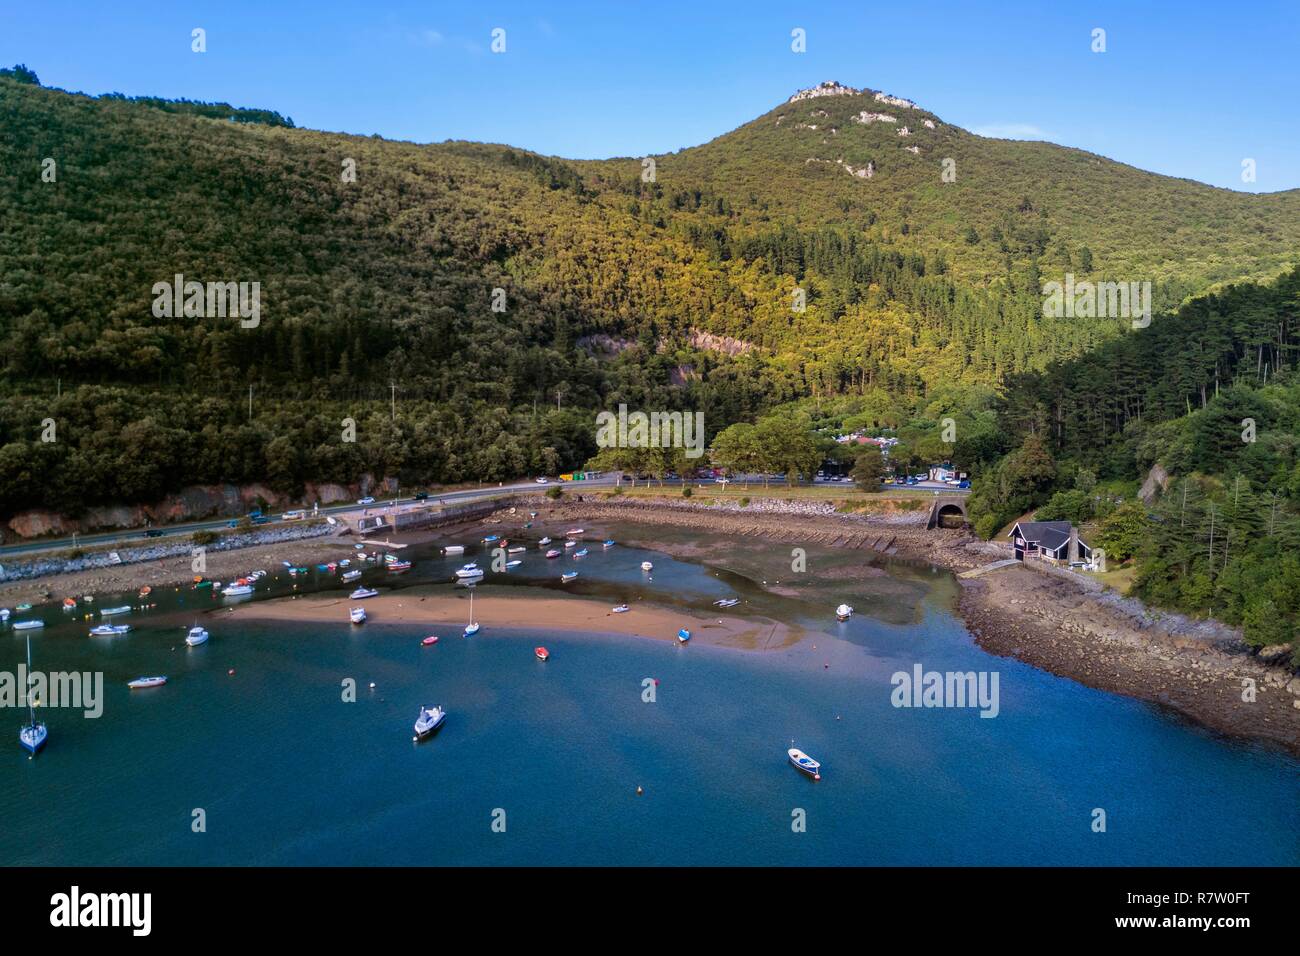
[1,72,1298,518]
[966,265,1300,658]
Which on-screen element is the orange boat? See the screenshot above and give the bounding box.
[138,586,152,598]
[535,646,549,662]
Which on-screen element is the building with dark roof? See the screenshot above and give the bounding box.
[1008,520,1092,564]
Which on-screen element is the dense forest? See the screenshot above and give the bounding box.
[2,72,1298,538]
[964,266,1300,660]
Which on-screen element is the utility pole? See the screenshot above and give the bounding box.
[390,383,397,421]
[248,384,253,420]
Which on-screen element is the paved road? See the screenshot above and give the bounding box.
[0,472,965,560]
[0,477,617,560]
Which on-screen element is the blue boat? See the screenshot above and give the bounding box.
[788,747,821,780]
[677,628,691,643]
[602,539,615,548]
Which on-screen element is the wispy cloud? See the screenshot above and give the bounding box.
[411,29,444,47]
[971,123,1052,141]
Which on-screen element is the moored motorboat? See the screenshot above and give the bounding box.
[641,561,654,572]
[788,747,822,780]
[62,598,77,610]
[602,539,615,549]
[677,627,691,643]
[442,544,465,555]
[14,620,44,631]
[422,635,439,646]
[612,604,629,613]
[564,540,577,549]
[127,676,168,689]
[89,624,131,637]
[100,605,132,616]
[222,584,253,597]
[185,625,209,646]
[537,537,552,546]
[714,598,740,608]
[535,646,549,661]
[572,548,588,558]
[545,549,561,559]
[138,586,152,598]
[565,528,585,536]
[835,603,854,621]
[413,705,446,740]
[561,571,578,583]
[482,534,500,544]
[507,546,526,554]
[350,587,379,600]
[455,563,483,578]
[387,560,412,573]
[341,569,362,583]
[350,607,367,624]
[0,608,10,622]
[505,560,522,568]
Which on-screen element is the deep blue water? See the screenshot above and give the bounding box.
[3,526,1297,865]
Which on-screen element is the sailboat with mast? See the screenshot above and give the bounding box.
[18,634,47,755]
[464,585,480,636]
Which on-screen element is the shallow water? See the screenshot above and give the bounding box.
[3,524,1297,865]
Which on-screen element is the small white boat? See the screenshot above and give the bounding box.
[603,540,615,549]
[442,544,465,555]
[413,705,446,740]
[714,598,740,608]
[13,620,43,631]
[341,569,362,583]
[19,635,46,755]
[350,587,379,600]
[563,540,577,549]
[612,604,630,614]
[641,561,654,572]
[350,607,367,625]
[573,548,588,558]
[455,563,483,579]
[185,626,209,647]
[507,546,526,554]
[464,589,480,636]
[538,537,552,546]
[100,605,132,616]
[89,624,131,637]
[545,549,561,559]
[566,528,585,536]
[789,748,821,780]
[222,584,253,597]
[835,604,854,621]
[505,560,522,568]
[128,676,168,690]
[0,608,9,621]
[561,572,578,583]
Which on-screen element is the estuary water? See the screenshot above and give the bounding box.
[2,523,1297,865]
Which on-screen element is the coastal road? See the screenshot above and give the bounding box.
[1,472,964,561]
[0,476,618,561]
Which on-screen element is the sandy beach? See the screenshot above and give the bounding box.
[229,588,805,651]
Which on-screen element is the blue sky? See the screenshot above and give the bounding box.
[3,0,1298,191]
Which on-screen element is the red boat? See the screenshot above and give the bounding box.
[535,646,549,661]
[422,635,439,646]
[388,560,412,573]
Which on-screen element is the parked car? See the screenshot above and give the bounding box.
[534,477,549,484]
[958,479,971,489]
[282,510,306,520]
[144,529,164,538]
[413,491,428,500]
[357,496,375,505]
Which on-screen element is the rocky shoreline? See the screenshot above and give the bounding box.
[539,495,1300,757]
